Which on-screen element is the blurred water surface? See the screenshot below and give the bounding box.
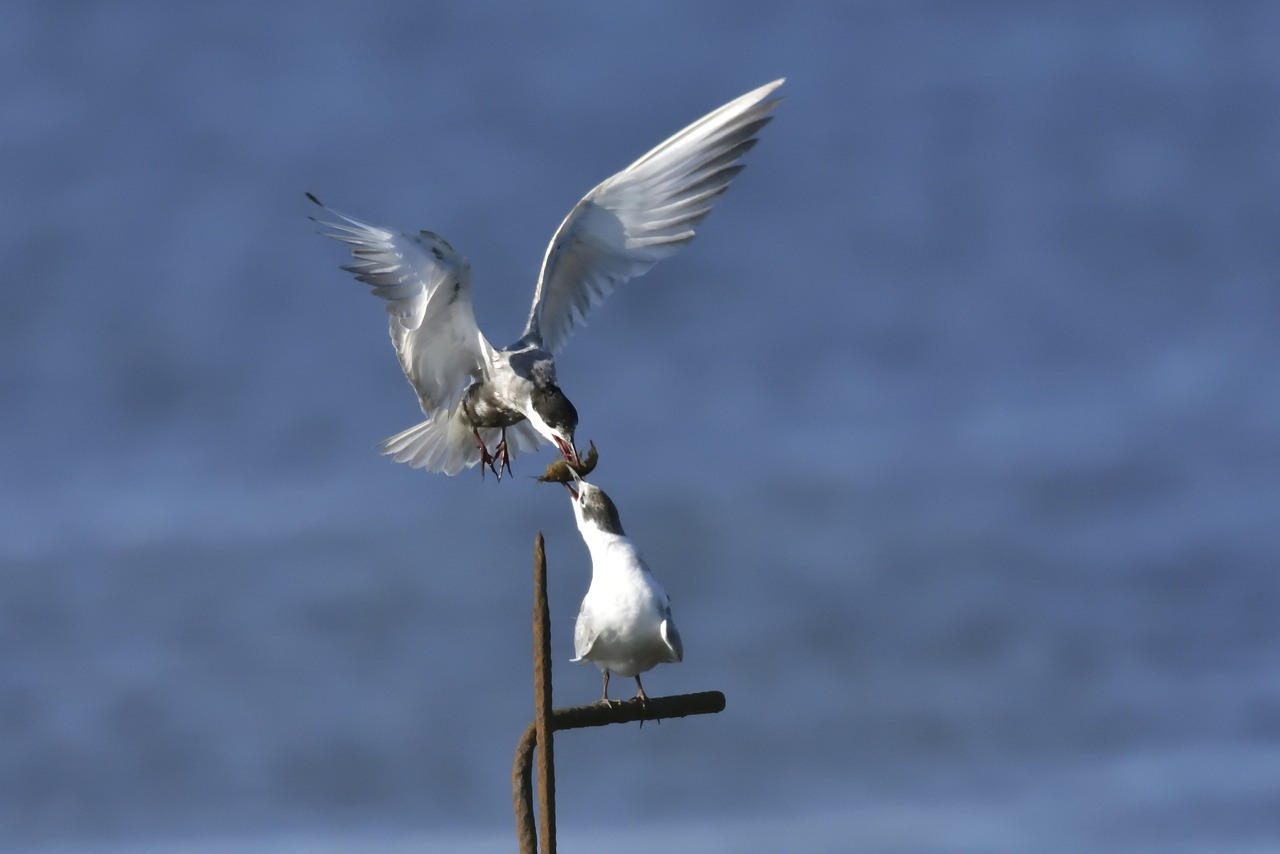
[2,2,1278,851]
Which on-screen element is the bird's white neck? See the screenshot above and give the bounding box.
[577,526,638,572]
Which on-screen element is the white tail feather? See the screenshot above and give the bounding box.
[377,408,545,475]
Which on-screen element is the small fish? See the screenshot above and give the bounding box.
[537,441,599,483]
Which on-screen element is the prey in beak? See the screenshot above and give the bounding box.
[536,440,598,490]
[554,434,580,468]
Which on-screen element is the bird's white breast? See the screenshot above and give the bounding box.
[576,533,677,676]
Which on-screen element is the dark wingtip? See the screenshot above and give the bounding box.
[305,191,324,207]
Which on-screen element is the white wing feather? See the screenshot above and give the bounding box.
[379,408,542,474]
[572,607,597,662]
[660,617,683,663]
[310,198,493,415]
[524,79,785,354]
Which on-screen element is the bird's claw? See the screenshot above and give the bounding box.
[473,429,511,481]
[477,447,498,479]
[494,437,513,479]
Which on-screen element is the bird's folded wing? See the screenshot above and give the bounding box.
[572,610,598,662]
[661,616,683,663]
[524,79,785,355]
[309,196,492,414]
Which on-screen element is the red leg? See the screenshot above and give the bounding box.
[472,428,498,478]
[633,675,656,728]
[633,675,650,705]
[493,428,513,480]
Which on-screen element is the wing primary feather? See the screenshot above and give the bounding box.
[525,79,783,354]
[309,195,492,426]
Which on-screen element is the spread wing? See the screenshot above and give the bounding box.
[308,194,494,415]
[523,79,785,355]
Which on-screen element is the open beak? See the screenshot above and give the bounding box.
[562,465,583,500]
[553,435,580,467]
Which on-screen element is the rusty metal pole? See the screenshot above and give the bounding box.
[532,533,557,854]
[512,722,537,854]
[513,533,727,851]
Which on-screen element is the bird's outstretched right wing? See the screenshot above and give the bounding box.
[308,194,493,415]
[523,79,784,355]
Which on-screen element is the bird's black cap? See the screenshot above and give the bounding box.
[531,383,578,434]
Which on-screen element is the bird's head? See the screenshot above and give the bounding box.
[527,382,579,466]
[564,474,624,536]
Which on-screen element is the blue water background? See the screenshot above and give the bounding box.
[2,2,1278,851]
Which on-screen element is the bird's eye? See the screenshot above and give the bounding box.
[431,247,444,260]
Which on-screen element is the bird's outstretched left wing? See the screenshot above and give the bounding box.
[308,194,493,415]
[523,79,784,355]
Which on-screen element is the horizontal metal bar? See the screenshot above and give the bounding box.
[551,691,726,731]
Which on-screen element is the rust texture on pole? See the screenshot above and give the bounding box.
[512,722,537,854]
[532,533,557,854]
[549,691,726,731]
